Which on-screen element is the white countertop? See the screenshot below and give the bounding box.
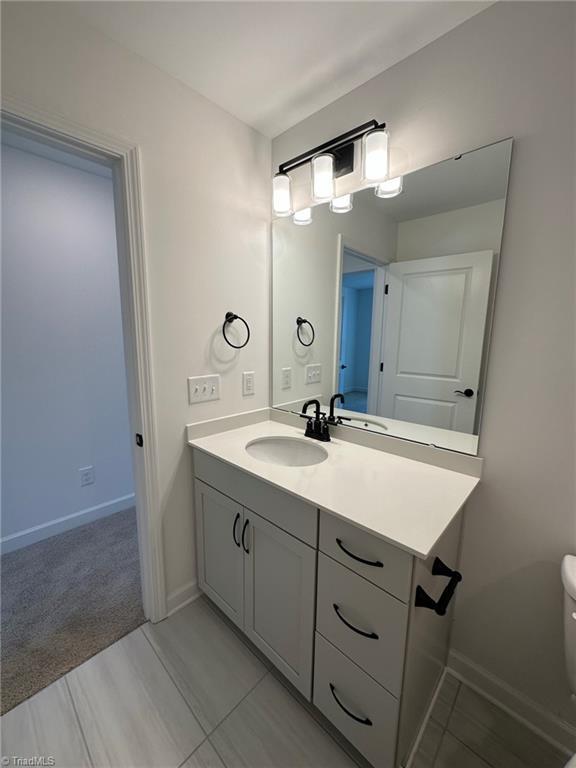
[188,420,479,559]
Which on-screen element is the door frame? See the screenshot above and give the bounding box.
[333,235,388,413]
[1,97,166,622]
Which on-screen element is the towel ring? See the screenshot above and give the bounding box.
[296,317,315,347]
[222,311,250,349]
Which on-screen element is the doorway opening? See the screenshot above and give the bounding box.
[336,247,387,414]
[0,119,155,713]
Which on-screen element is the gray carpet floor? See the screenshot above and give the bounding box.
[1,507,145,714]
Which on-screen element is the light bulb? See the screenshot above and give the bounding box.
[293,208,312,226]
[374,176,403,198]
[311,153,335,202]
[272,173,292,217]
[362,128,389,183]
[330,194,353,213]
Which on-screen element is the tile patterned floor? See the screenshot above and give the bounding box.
[1,595,570,768]
[412,672,569,768]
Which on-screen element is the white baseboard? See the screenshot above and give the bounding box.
[166,580,202,617]
[1,493,136,554]
[448,649,576,755]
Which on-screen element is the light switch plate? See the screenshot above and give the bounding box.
[79,466,95,487]
[305,364,321,385]
[188,374,220,404]
[281,367,292,389]
[242,371,255,396]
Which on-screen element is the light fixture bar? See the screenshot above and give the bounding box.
[278,119,385,176]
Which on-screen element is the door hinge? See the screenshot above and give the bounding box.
[384,284,389,295]
[379,362,384,372]
[135,433,144,447]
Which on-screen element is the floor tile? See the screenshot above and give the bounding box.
[143,596,267,732]
[67,627,204,768]
[0,678,91,768]
[210,674,357,768]
[182,740,226,768]
[434,732,491,768]
[431,673,460,728]
[449,685,567,768]
[412,718,444,768]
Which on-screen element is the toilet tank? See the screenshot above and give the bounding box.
[562,555,576,695]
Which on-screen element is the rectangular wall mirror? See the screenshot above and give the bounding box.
[272,138,513,455]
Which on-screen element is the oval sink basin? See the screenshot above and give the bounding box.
[245,436,328,467]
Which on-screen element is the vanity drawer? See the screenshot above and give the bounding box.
[316,553,408,696]
[194,450,317,545]
[319,511,412,601]
[314,632,398,768]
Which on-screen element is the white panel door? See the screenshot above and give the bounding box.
[379,251,492,433]
[243,510,316,699]
[195,480,244,629]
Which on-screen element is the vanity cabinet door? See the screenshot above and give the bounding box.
[195,480,244,629]
[243,510,316,699]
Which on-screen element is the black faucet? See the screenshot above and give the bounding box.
[301,399,331,442]
[328,393,345,424]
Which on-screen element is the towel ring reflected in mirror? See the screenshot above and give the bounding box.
[296,317,315,347]
[222,311,250,349]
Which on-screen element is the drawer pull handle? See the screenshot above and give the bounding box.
[333,604,379,639]
[415,557,462,616]
[232,513,241,548]
[336,538,383,568]
[329,683,373,726]
[241,519,250,554]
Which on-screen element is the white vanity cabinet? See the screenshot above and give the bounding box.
[192,448,464,768]
[194,452,317,698]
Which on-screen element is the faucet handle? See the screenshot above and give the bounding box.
[319,415,331,442]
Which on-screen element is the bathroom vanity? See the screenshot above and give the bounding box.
[188,417,479,768]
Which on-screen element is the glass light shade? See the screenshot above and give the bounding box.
[311,153,335,202]
[374,176,403,198]
[330,194,353,213]
[293,208,312,226]
[362,128,390,183]
[272,173,292,217]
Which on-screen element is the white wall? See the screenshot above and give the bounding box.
[272,202,395,406]
[1,144,134,550]
[274,1,576,733]
[1,2,270,605]
[396,199,506,261]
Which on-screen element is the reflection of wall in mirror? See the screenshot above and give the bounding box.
[396,199,506,261]
[272,202,395,408]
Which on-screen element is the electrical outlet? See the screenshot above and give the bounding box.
[242,371,255,396]
[305,364,321,385]
[188,374,220,404]
[281,367,292,389]
[79,466,95,487]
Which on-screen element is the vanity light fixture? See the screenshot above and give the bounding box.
[330,193,353,213]
[311,154,335,202]
[293,208,312,225]
[273,119,386,222]
[375,176,403,198]
[362,127,390,183]
[272,172,293,217]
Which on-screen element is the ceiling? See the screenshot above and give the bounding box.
[72,1,491,137]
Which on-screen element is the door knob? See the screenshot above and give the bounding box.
[454,388,474,398]
[340,364,348,370]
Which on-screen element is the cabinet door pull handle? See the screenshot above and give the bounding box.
[336,538,383,568]
[232,512,241,547]
[333,604,378,639]
[329,684,372,726]
[241,519,250,554]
